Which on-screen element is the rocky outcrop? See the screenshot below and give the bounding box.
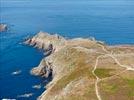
[25,31,66,51]
[0,24,7,32]
[30,58,53,78]
[26,32,134,100]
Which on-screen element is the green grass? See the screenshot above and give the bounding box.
[94,68,114,78]
[126,79,134,88]
[123,78,134,97]
[102,83,118,94]
[128,91,134,97]
[50,67,94,93]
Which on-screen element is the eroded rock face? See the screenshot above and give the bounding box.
[27,32,67,78]
[30,58,53,78]
[25,31,66,51]
[0,24,7,32]
[26,32,134,100]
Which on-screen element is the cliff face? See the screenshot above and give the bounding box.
[25,32,66,51]
[26,32,134,100]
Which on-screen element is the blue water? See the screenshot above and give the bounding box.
[0,0,134,99]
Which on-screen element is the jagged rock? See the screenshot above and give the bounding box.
[24,31,66,51]
[30,59,47,76]
[30,58,53,78]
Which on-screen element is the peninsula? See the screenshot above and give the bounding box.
[25,32,134,100]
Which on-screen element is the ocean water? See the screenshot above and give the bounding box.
[0,0,134,99]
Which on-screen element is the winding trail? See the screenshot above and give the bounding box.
[92,43,134,100]
[108,54,134,71]
[92,55,103,100]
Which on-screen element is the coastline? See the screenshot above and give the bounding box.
[25,32,134,100]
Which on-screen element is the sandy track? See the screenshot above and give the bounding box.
[92,44,134,100]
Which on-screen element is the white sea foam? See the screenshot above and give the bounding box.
[2,99,16,100]
[11,70,22,75]
[32,84,41,89]
[17,93,33,98]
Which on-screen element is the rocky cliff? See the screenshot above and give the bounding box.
[26,32,134,100]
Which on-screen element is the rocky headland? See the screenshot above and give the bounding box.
[0,24,7,32]
[25,32,134,100]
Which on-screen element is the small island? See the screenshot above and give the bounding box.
[25,32,134,100]
[0,24,7,32]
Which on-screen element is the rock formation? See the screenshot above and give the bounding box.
[0,24,7,32]
[25,32,134,100]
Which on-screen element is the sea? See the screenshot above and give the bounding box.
[0,0,134,99]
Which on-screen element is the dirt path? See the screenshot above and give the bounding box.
[92,43,134,100]
[92,55,103,100]
[108,54,134,71]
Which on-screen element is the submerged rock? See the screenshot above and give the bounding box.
[0,24,7,32]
